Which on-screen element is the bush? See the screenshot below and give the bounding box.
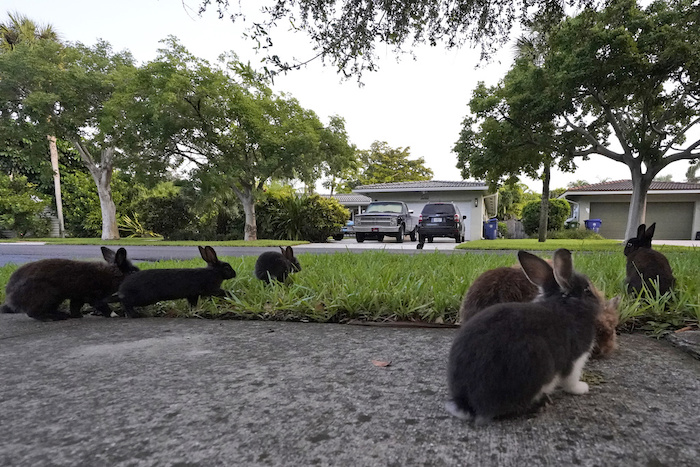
[521,198,571,235]
[497,222,508,239]
[257,192,349,242]
[137,193,193,239]
[0,173,50,237]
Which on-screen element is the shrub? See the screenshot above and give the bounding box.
[521,198,571,235]
[257,192,349,242]
[137,193,193,239]
[547,228,605,240]
[497,221,508,238]
[0,173,50,237]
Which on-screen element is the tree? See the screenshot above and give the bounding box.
[457,0,700,241]
[0,12,65,237]
[197,0,599,80]
[687,162,700,183]
[496,182,539,219]
[0,39,136,239]
[345,141,433,188]
[116,37,352,240]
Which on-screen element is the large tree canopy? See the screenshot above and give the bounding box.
[455,0,700,240]
[198,0,599,79]
[344,141,433,189]
[115,37,354,240]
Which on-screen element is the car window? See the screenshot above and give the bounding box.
[365,203,403,213]
[421,204,456,215]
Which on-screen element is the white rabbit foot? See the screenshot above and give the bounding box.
[563,381,589,395]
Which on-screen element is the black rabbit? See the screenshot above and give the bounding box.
[446,249,603,424]
[0,247,138,321]
[624,223,674,296]
[458,262,621,359]
[117,246,236,317]
[254,246,301,283]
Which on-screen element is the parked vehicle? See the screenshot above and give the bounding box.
[417,202,465,245]
[352,201,417,243]
[332,220,354,241]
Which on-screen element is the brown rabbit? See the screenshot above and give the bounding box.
[624,223,675,296]
[459,260,620,358]
[0,247,138,321]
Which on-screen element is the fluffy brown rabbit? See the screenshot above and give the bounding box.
[459,260,621,358]
[0,247,138,321]
[624,223,675,296]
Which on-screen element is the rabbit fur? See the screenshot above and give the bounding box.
[255,246,301,283]
[0,247,138,321]
[447,249,603,424]
[624,223,674,296]
[117,246,236,318]
[459,262,620,359]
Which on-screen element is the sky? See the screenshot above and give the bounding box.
[3,0,695,192]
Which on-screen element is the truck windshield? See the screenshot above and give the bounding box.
[365,203,403,213]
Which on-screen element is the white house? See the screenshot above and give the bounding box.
[560,180,700,240]
[343,180,498,241]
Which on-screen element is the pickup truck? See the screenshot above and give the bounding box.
[353,201,418,243]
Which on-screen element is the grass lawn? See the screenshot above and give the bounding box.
[1,249,697,334]
[0,238,308,247]
[457,238,690,252]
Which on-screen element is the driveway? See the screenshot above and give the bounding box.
[1,315,698,466]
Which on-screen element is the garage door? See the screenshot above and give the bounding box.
[590,202,694,240]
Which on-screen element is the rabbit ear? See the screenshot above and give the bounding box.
[198,246,207,260]
[101,246,116,263]
[285,246,294,259]
[645,223,656,240]
[115,248,128,266]
[279,247,286,255]
[518,251,556,290]
[636,224,646,240]
[205,246,218,263]
[552,248,574,293]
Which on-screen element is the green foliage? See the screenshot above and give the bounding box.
[118,213,162,238]
[497,222,508,238]
[136,191,193,239]
[346,141,433,189]
[521,198,570,235]
[257,191,349,242]
[496,182,539,219]
[0,173,50,236]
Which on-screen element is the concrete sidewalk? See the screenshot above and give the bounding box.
[1,315,699,466]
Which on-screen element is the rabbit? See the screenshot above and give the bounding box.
[446,249,604,424]
[117,246,236,318]
[254,246,301,283]
[0,247,138,321]
[459,262,621,359]
[624,223,675,296]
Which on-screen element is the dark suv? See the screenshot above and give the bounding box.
[417,202,465,245]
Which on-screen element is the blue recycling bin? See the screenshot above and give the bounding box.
[483,218,499,240]
[584,218,602,233]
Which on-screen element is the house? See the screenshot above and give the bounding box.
[560,180,700,240]
[345,180,498,241]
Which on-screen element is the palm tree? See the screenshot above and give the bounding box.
[0,12,65,237]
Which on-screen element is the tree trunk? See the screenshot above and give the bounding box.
[233,185,257,241]
[624,170,652,241]
[47,135,65,238]
[72,142,120,240]
[537,162,551,243]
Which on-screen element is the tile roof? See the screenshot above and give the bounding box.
[320,193,372,204]
[566,180,700,192]
[354,180,487,191]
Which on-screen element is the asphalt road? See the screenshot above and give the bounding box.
[1,315,698,466]
[0,238,468,267]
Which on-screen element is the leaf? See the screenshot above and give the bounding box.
[371,359,391,367]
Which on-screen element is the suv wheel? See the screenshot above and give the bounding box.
[396,225,405,243]
[454,233,461,243]
[356,233,365,243]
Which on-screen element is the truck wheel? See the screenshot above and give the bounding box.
[356,233,365,243]
[377,234,385,242]
[409,228,417,242]
[396,225,405,243]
